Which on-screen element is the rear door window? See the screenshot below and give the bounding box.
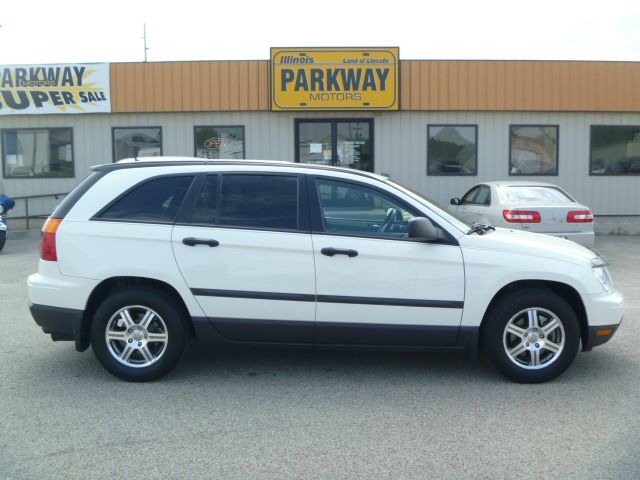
[96,175,194,223]
[219,174,299,230]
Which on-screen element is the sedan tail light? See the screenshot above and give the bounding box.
[503,210,541,223]
[41,217,62,261]
[567,210,594,223]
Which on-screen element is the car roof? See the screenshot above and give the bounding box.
[93,157,389,182]
[481,181,561,188]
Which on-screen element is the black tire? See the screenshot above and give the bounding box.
[482,288,580,383]
[0,230,6,253]
[90,287,188,382]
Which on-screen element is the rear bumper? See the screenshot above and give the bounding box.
[29,303,88,351]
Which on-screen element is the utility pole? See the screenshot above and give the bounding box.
[143,23,149,62]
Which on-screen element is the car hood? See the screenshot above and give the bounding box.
[459,227,598,266]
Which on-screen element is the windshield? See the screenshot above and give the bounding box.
[499,186,574,204]
[385,179,471,232]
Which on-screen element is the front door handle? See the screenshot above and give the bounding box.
[321,247,358,257]
[182,237,219,247]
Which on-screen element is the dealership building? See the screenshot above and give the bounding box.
[1,48,639,233]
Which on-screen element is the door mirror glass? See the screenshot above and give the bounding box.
[408,217,439,242]
[450,198,460,205]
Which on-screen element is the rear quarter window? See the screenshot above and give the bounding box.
[96,175,194,223]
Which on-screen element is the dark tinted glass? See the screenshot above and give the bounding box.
[220,175,298,230]
[98,176,194,223]
[428,125,477,175]
[590,126,640,175]
[187,175,219,225]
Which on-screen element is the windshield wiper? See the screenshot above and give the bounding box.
[467,223,496,235]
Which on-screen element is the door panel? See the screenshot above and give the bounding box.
[172,226,316,342]
[310,177,465,346]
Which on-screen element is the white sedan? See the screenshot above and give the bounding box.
[449,181,595,247]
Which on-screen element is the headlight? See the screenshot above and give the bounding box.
[591,257,612,292]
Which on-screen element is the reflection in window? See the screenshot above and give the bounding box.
[113,127,162,162]
[510,125,558,175]
[195,126,244,159]
[316,179,415,238]
[2,128,74,178]
[427,125,477,175]
[590,126,640,175]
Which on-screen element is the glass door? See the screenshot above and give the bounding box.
[295,119,373,172]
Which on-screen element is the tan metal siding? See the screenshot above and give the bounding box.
[110,61,269,113]
[400,60,640,112]
[110,60,640,113]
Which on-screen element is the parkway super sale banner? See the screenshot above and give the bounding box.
[0,63,111,115]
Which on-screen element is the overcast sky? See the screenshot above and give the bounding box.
[1,0,639,64]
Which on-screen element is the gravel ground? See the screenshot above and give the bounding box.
[0,234,638,479]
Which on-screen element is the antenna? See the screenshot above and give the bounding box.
[143,23,149,62]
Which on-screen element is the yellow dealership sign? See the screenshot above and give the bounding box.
[271,47,399,111]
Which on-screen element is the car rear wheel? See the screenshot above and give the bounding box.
[482,288,580,383]
[90,288,187,381]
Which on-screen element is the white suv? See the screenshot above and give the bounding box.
[28,158,624,383]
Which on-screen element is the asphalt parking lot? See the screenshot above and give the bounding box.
[0,234,638,479]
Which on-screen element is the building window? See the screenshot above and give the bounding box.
[590,126,640,175]
[194,126,245,159]
[427,125,477,175]
[295,119,373,172]
[112,127,162,162]
[509,125,558,175]
[2,128,74,178]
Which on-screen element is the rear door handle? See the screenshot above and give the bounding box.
[321,247,358,257]
[182,237,219,247]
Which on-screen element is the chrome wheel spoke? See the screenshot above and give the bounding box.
[119,309,135,328]
[506,324,526,339]
[530,349,541,367]
[140,346,154,363]
[140,311,155,329]
[542,318,560,336]
[147,332,168,343]
[543,340,561,354]
[120,345,135,362]
[527,309,540,329]
[509,343,527,358]
[106,331,126,341]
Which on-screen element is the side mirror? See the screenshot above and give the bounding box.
[408,217,439,242]
[450,198,460,206]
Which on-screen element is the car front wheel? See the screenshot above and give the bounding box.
[482,288,580,383]
[90,288,187,381]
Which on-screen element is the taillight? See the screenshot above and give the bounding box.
[567,210,594,223]
[503,210,541,223]
[41,217,62,261]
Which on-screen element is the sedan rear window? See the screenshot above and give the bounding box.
[499,186,573,204]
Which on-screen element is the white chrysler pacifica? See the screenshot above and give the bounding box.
[28,158,624,382]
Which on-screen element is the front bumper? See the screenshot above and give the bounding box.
[582,288,624,351]
[29,303,88,351]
